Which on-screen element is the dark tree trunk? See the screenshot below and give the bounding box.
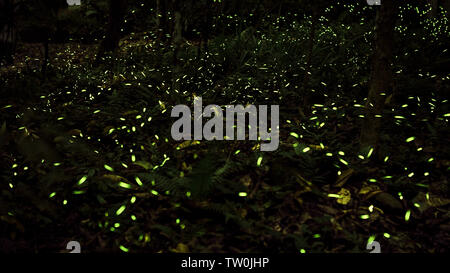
[172,0,183,94]
[444,0,450,14]
[428,0,439,18]
[303,8,317,88]
[96,0,127,61]
[172,0,182,64]
[156,0,168,41]
[41,36,49,77]
[301,5,318,115]
[360,0,398,153]
[198,0,211,59]
[0,0,17,66]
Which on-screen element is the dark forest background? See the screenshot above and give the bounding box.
[0,0,449,253]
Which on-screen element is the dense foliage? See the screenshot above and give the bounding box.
[0,0,449,253]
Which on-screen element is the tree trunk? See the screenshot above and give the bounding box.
[360,0,397,153]
[172,0,182,62]
[301,5,318,114]
[156,0,168,41]
[96,0,127,61]
[172,0,183,94]
[173,1,182,47]
[41,37,49,77]
[444,0,450,14]
[156,0,160,28]
[427,0,439,18]
[198,0,211,59]
[0,0,17,66]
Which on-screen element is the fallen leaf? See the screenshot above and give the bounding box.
[359,184,381,196]
[102,174,129,183]
[67,129,82,136]
[176,140,201,150]
[336,188,351,205]
[334,168,354,187]
[171,243,190,253]
[373,192,403,212]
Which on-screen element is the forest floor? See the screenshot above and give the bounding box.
[1,27,449,253]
